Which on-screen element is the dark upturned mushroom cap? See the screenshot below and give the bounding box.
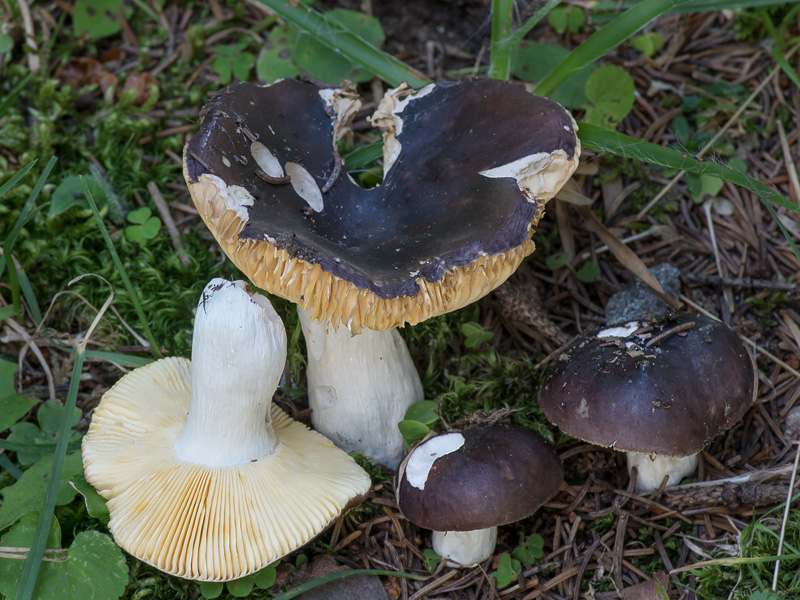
[183,79,579,332]
[396,425,563,531]
[538,312,757,457]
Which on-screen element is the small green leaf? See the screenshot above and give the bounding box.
[254,563,278,589]
[671,115,690,145]
[38,400,82,434]
[212,55,233,84]
[460,322,494,348]
[139,216,162,238]
[0,392,35,433]
[70,475,110,525]
[686,172,724,203]
[0,451,83,531]
[0,360,37,432]
[256,46,301,83]
[0,32,14,54]
[404,400,439,426]
[286,9,385,84]
[232,53,256,81]
[548,6,583,34]
[73,0,128,39]
[397,420,430,446]
[199,582,224,599]
[630,32,664,56]
[127,207,152,225]
[48,175,107,217]
[7,401,82,465]
[510,41,591,109]
[583,65,635,130]
[227,575,255,597]
[489,552,520,589]
[423,549,442,573]
[124,209,161,247]
[0,513,128,600]
[576,261,601,283]
[545,252,571,270]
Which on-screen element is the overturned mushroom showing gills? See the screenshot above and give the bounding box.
[82,279,371,581]
[537,313,757,491]
[182,79,579,467]
[396,425,563,567]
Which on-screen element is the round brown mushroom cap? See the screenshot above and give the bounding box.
[183,79,579,332]
[82,357,371,582]
[537,312,757,457]
[395,425,563,532]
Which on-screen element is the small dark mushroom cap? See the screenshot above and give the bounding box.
[396,425,563,532]
[538,312,757,457]
[183,79,579,331]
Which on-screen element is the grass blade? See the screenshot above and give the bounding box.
[253,0,429,87]
[488,0,514,80]
[82,178,163,359]
[535,0,694,97]
[506,0,562,49]
[2,157,56,318]
[0,73,31,118]
[343,141,383,171]
[14,349,84,600]
[578,122,800,262]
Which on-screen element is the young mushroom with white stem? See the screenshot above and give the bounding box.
[537,312,757,491]
[183,79,580,469]
[396,425,563,567]
[82,279,371,581]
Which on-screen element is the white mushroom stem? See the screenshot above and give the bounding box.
[298,308,423,470]
[432,528,499,568]
[626,452,698,492]
[175,279,287,468]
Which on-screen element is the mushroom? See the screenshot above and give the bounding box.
[537,312,757,491]
[183,79,580,468]
[396,425,563,567]
[82,279,371,581]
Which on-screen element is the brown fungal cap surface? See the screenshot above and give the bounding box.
[538,312,757,457]
[184,79,579,331]
[396,425,563,532]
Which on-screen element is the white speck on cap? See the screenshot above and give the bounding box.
[405,433,465,490]
[285,162,323,212]
[597,321,641,339]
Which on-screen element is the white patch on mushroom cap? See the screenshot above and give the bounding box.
[198,174,253,224]
[597,321,641,339]
[479,149,573,202]
[285,162,323,212]
[405,433,465,490]
[250,141,284,178]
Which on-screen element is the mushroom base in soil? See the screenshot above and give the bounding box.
[538,313,757,492]
[627,452,698,491]
[298,308,423,470]
[82,279,371,582]
[431,529,499,568]
[396,426,563,567]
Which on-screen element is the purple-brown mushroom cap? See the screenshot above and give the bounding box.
[396,425,563,532]
[538,312,757,457]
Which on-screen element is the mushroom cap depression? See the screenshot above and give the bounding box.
[82,357,370,581]
[537,312,757,458]
[396,425,563,531]
[183,79,579,332]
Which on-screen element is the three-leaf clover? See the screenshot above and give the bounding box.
[124,207,161,247]
[213,42,255,84]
